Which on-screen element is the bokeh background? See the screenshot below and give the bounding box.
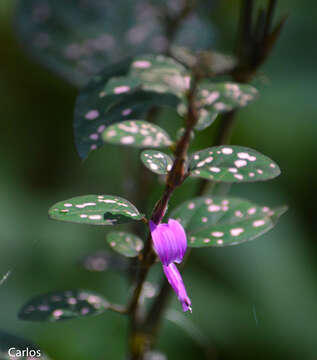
[1,0,317,359]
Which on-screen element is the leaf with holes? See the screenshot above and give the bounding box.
[0,331,51,359]
[189,146,280,183]
[141,150,173,175]
[102,120,172,148]
[74,55,186,158]
[49,195,144,225]
[107,231,143,258]
[19,289,109,322]
[171,196,287,247]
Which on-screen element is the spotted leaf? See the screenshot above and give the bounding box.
[19,290,108,322]
[189,146,280,183]
[171,196,287,247]
[141,150,173,175]
[49,195,144,225]
[15,1,213,87]
[178,81,258,131]
[129,55,190,97]
[74,55,185,158]
[102,120,172,148]
[107,231,143,258]
[81,250,130,272]
[196,82,258,130]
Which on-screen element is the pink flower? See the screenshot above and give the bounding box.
[150,219,192,312]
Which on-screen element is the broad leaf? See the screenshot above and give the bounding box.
[19,290,108,322]
[49,195,144,225]
[171,196,287,247]
[107,231,143,258]
[74,55,185,158]
[103,121,172,148]
[81,251,130,272]
[15,1,213,87]
[141,150,173,175]
[0,331,50,359]
[189,146,280,182]
[178,81,258,131]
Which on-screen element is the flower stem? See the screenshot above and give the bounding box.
[135,0,287,356]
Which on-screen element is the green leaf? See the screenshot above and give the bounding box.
[15,1,212,87]
[74,55,185,158]
[103,76,142,95]
[102,120,172,148]
[179,81,257,131]
[19,290,108,322]
[129,55,190,96]
[189,146,280,183]
[171,196,287,247]
[140,150,173,175]
[0,331,50,359]
[49,195,144,225]
[81,251,130,272]
[107,231,143,258]
[194,109,218,131]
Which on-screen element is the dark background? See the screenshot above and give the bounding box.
[1,0,317,359]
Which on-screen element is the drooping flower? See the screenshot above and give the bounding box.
[150,219,192,312]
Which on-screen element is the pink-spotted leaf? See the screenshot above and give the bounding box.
[107,231,143,258]
[103,121,172,148]
[19,290,108,322]
[178,82,258,131]
[189,146,280,183]
[141,150,173,175]
[49,195,144,225]
[171,196,287,247]
[81,251,130,273]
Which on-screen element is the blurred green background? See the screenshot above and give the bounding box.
[1,0,317,359]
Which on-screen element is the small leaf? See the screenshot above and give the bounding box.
[129,55,190,96]
[0,331,50,359]
[107,231,143,258]
[194,81,258,131]
[189,146,280,183]
[49,195,144,225]
[194,109,218,131]
[103,120,172,148]
[171,196,287,247]
[19,290,109,322]
[196,50,237,77]
[81,251,130,272]
[141,150,173,175]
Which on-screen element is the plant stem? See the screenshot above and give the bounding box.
[127,75,200,360]
[135,0,287,355]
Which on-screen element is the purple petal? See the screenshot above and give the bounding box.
[163,263,192,312]
[168,219,187,263]
[150,220,187,265]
